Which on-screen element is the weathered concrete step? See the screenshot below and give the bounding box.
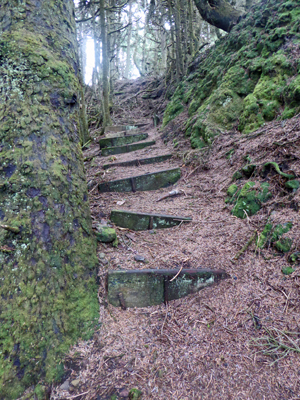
[99,133,148,149]
[107,268,229,308]
[98,167,181,193]
[105,129,140,139]
[102,154,172,170]
[101,140,155,156]
[110,210,192,230]
[105,125,137,133]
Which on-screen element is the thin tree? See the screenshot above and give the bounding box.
[100,0,112,126]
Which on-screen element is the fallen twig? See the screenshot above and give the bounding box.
[169,265,183,282]
[66,391,90,399]
[231,231,257,263]
[156,189,185,202]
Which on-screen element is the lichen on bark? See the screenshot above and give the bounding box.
[0,1,98,398]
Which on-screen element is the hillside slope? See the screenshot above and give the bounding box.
[163,0,300,148]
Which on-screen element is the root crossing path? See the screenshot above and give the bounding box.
[53,118,300,400]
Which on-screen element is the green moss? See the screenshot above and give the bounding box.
[257,221,293,249]
[275,237,293,252]
[231,181,272,219]
[272,222,293,242]
[282,266,295,275]
[163,0,300,147]
[227,184,238,197]
[285,180,300,190]
[232,170,243,181]
[162,99,184,127]
[242,164,256,178]
[257,222,273,248]
[289,252,300,263]
[129,388,142,400]
[95,226,117,243]
[0,4,98,398]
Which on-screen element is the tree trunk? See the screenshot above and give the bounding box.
[0,1,98,397]
[92,1,101,94]
[174,0,183,80]
[124,0,133,78]
[188,0,196,57]
[193,0,243,32]
[100,0,112,127]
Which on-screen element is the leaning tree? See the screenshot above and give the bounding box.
[0,1,98,398]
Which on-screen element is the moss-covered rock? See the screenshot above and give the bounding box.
[95,225,117,243]
[163,0,300,148]
[231,181,272,219]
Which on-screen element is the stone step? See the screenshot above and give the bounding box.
[105,125,137,133]
[98,167,181,193]
[99,133,148,149]
[105,129,140,138]
[102,154,172,170]
[110,210,192,230]
[101,140,155,156]
[107,269,229,308]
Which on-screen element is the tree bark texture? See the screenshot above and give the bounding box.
[0,1,98,397]
[193,0,243,32]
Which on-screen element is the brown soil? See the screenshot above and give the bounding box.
[51,79,300,400]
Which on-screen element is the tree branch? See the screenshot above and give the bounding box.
[193,0,244,32]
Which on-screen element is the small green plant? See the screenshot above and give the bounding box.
[282,266,295,275]
[129,388,142,400]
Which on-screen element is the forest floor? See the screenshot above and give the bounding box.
[51,78,300,400]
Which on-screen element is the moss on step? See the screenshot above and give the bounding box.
[110,210,192,231]
[101,140,155,156]
[98,168,181,193]
[99,133,148,149]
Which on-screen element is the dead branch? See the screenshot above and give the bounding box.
[156,189,185,202]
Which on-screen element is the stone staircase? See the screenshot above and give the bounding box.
[96,123,228,308]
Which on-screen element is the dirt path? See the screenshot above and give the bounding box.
[51,90,300,400]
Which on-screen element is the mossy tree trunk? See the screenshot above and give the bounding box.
[193,0,244,32]
[0,1,98,398]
